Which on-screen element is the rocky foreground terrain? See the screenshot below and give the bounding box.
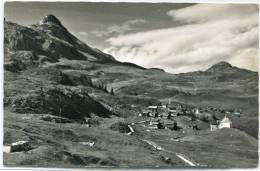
[3,15,258,168]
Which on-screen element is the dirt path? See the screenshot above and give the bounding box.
[143,139,197,166]
[176,154,196,166]
[143,139,165,151]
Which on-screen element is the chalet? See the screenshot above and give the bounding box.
[161,104,167,108]
[142,110,152,117]
[218,115,232,129]
[210,120,219,131]
[148,119,167,129]
[168,107,177,117]
[147,119,160,129]
[158,111,168,118]
[148,106,158,112]
[168,107,177,112]
[233,111,241,117]
[149,119,160,126]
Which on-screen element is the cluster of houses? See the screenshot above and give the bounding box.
[138,102,233,131]
[140,103,189,118]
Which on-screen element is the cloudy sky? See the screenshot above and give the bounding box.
[5,2,258,73]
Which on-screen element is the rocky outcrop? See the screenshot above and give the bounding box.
[39,14,63,27]
[110,122,131,133]
[8,86,113,119]
[4,51,39,72]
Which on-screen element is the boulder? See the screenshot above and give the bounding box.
[110,122,131,133]
[10,141,31,152]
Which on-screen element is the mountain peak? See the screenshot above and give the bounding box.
[39,14,63,27]
[207,61,232,72]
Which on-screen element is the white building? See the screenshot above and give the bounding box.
[195,108,200,114]
[218,115,232,129]
[210,115,232,131]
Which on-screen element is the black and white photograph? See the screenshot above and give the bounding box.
[2,0,259,169]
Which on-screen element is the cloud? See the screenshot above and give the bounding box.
[104,4,258,73]
[167,4,257,24]
[92,19,146,37]
[78,31,88,36]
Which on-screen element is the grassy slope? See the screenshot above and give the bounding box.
[4,110,185,167]
[4,110,258,168]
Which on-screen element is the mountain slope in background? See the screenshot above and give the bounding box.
[3,15,258,168]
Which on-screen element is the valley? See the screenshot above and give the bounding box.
[3,14,259,168]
